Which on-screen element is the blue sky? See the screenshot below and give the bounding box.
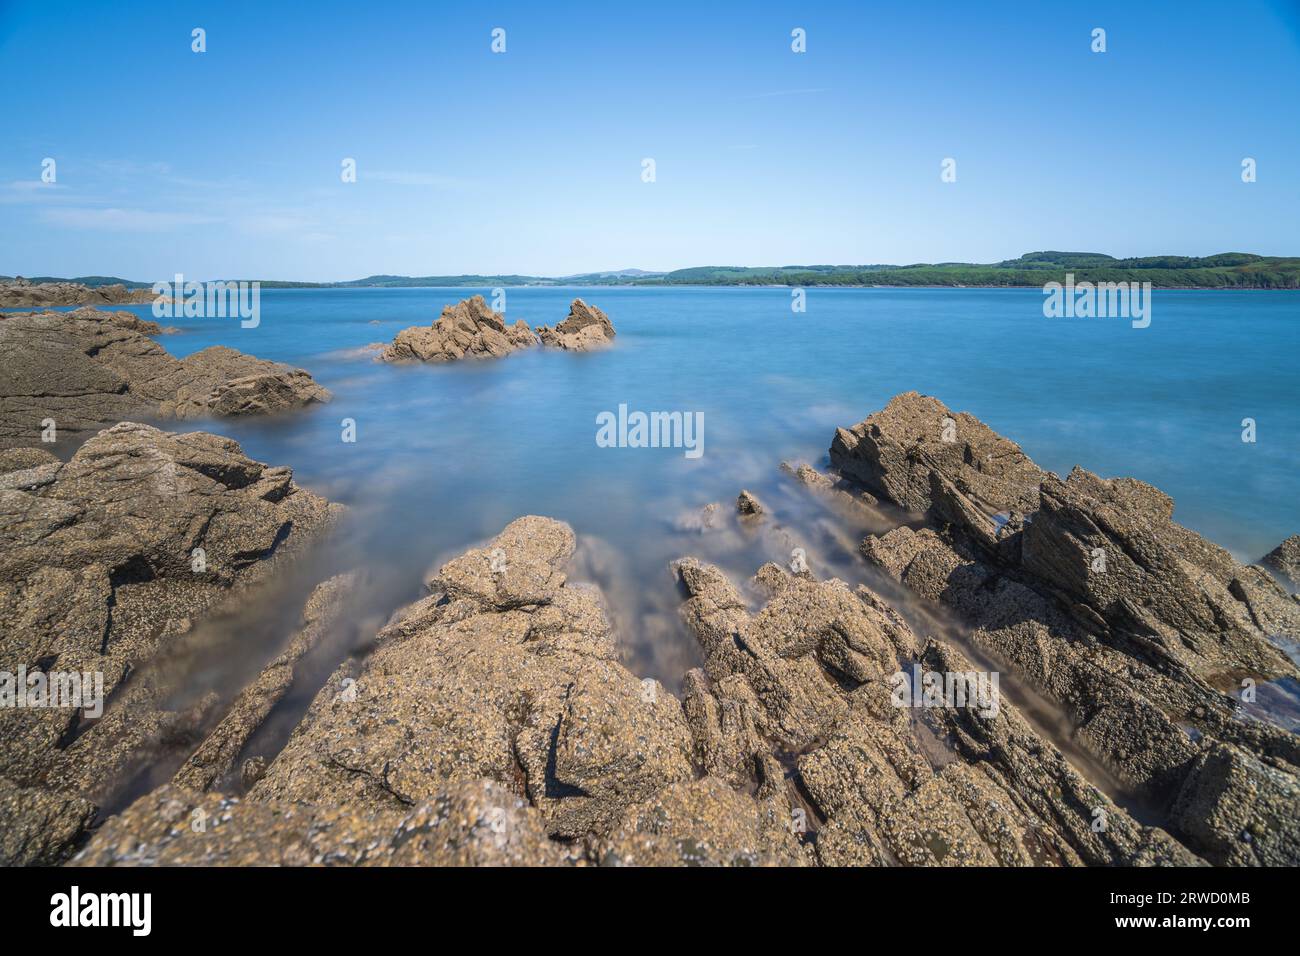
[2,0,1297,280]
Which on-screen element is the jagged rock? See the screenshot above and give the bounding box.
[172,573,358,792]
[830,391,1041,519]
[70,780,573,866]
[0,308,330,449]
[535,299,616,351]
[1022,468,1297,682]
[834,392,1300,863]
[165,346,331,419]
[1,306,169,335]
[0,422,341,862]
[736,490,763,516]
[0,278,154,308]
[100,310,171,335]
[240,756,268,790]
[252,517,696,840]
[671,556,1199,866]
[1261,535,1300,590]
[382,295,537,363]
[383,296,616,362]
[1169,742,1300,866]
[0,447,59,473]
[780,459,878,507]
[592,777,809,866]
[0,777,96,866]
[833,392,1298,685]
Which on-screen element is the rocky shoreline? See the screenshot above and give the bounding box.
[0,278,155,309]
[1,372,1296,866]
[0,307,330,450]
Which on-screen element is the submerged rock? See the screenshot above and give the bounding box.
[535,299,616,351]
[780,459,879,508]
[0,308,330,450]
[673,502,720,533]
[382,296,615,363]
[0,422,341,862]
[171,573,358,792]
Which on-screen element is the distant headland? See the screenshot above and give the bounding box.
[6,251,1299,293]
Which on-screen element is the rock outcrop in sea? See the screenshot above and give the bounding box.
[534,299,617,351]
[0,423,342,864]
[0,278,155,308]
[381,295,615,363]
[0,308,331,449]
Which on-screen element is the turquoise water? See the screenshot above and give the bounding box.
[92,286,1300,683]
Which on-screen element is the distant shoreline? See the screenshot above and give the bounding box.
[138,282,1300,292]
[8,250,1300,292]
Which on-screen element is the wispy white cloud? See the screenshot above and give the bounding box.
[39,207,217,231]
[364,169,473,189]
[0,180,64,203]
[237,213,316,234]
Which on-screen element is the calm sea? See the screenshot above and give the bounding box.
[82,285,1300,689]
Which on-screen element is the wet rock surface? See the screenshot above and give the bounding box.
[382,295,614,363]
[0,278,154,308]
[171,573,358,792]
[0,308,330,450]
[0,423,341,862]
[836,392,1300,865]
